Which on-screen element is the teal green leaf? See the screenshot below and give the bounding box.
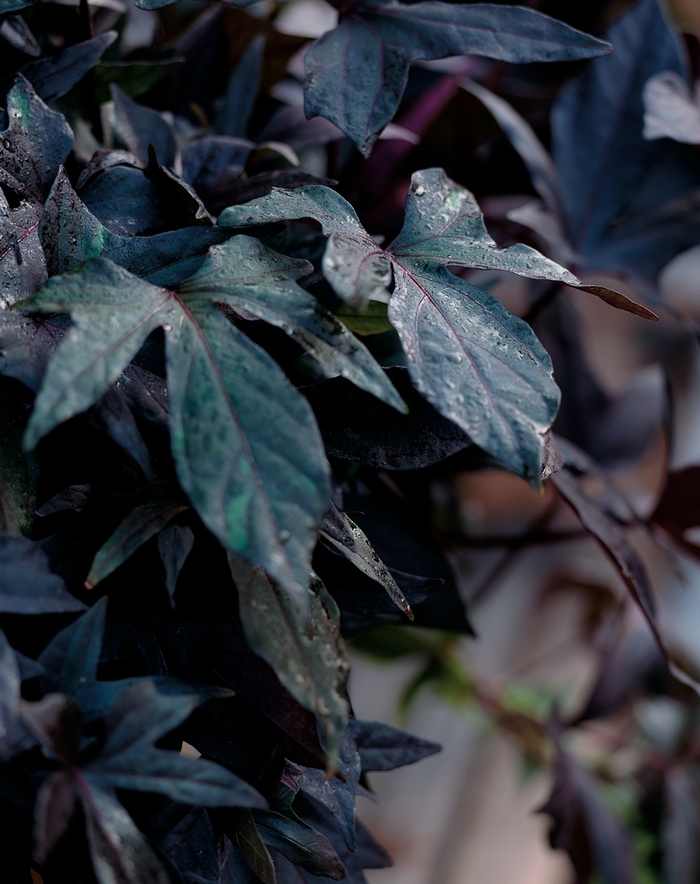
[0,0,37,12]
[178,236,406,412]
[220,187,391,309]
[229,555,349,770]
[40,167,229,287]
[19,256,330,609]
[222,169,656,479]
[165,299,329,608]
[0,76,73,204]
[388,263,558,483]
[389,169,657,320]
[19,260,171,451]
[86,498,189,589]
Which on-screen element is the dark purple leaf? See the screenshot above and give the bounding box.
[86,497,189,589]
[40,168,230,287]
[158,524,195,601]
[214,34,266,139]
[83,680,265,808]
[551,443,700,693]
[303,369,474,470]
[551,0,694,256]
[82,782,173,884]
[111,85,178,169]
[205,616,328,770]
[301,727,360,849]
[539,750,634,884]
[652,466,700,560]
[0,627,34,760]
[0,311,64,391]
[223,809,276,884]
[19,32,117,104]
[252,810,346,880]
[305,1,610,155]
[0,196,46,307]
[349,719,440,772]
[0,533,85,614]
[0,15,40,57]
[79,164,169,236]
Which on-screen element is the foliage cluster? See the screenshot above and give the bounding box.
[2,0,700,882]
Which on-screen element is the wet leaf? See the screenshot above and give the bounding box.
[304,1,611,155]
[0,75,73,204]
[41,168,229,287]
[320,501,412,620]
[179,236,406,412]
[20,254,330,611]
[300,727,360,850]
[229,555,349,770]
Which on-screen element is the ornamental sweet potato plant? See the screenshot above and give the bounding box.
[2,0,700,882]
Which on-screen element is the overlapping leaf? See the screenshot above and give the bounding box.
[0,534,85,614]
[83,680,265,807]
[230,555,349,769]
[40,169,228,287]
[304,1,611,154]
[18,252,330,610]
[0,76,73,306]
[320,501,412,620]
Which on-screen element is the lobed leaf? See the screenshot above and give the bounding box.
[83,680,265,808]
[178,236,406,412]
[41,168,228,286]
[0,76,73,205]
[19,251,332,609]
[304,1,611,154]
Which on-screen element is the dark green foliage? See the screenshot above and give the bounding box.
[0,1,696,883]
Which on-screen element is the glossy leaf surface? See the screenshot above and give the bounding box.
[20,254,330,608]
